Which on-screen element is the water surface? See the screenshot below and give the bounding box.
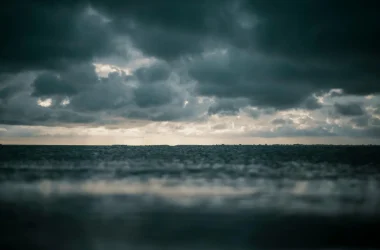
[1,145,379,250]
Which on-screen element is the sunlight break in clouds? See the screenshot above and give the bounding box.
[37,98,52,107]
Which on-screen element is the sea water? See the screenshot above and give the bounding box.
[0,145,379,250]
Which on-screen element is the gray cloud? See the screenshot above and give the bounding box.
[32,73,78,97]
[133,84,175,108]
[121,96,206,122]
[208,98,250,116]
[351,116,369,128]
[241,107,263,119]
[334,102,365,116]
[133,62,171,84]
[303,96,323,110]
[374,106,380,115]
[249,126,336,138]
[0,74,31,101]
[271,118,293,126]
[351,114,380,128]
[370,118,380,127]
[365,127,380,138]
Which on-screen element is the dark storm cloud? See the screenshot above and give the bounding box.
[32,73,78,97]
[133,62,171,84]
[303,96,322,110]
[208,98,250,115]
[69,76,133,112]
[351,116,369,128]
[334,102,365,116]
[351,113,380,128]
[34,65,133,113]
[0,91,97,126]
[31,63,100,98]
[120,25,205,61]
[89,0,380,96]
[0,72,33,95]
[1,0,380,138]
[30,62,180,114]
[374,106,380,115]
[365,127,380,138]
[121,96,204,122]
[247,1,379,58]
[133,84,175,108]
[0,82,26,101]
[188,49,324,109]
[329,91,344,98]
[38,63,189,114]
[371,118,380,127]
[242,0,379,96]
[0,1,120,73]
[188,41,378,110]
[0,61,205,125]
[0,70,99,126]
[247,106,277,118]
[95,0,379,61]
[89,0,226,60]
[271,118,293,126]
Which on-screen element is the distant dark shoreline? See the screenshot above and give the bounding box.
[0,144,379,147]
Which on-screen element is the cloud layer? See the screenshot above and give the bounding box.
[1,0,379,142]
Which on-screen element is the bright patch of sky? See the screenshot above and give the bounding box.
[37,98,52,107]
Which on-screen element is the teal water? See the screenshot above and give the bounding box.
[0,145,380,249]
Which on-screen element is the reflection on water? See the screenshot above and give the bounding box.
[1,178,380,215]
[0,145,380,249]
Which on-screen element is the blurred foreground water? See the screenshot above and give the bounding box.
[0,145,380,250]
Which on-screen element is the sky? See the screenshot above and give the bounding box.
[0,0,379,145]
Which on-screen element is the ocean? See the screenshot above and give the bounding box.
[0,145,379,250]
